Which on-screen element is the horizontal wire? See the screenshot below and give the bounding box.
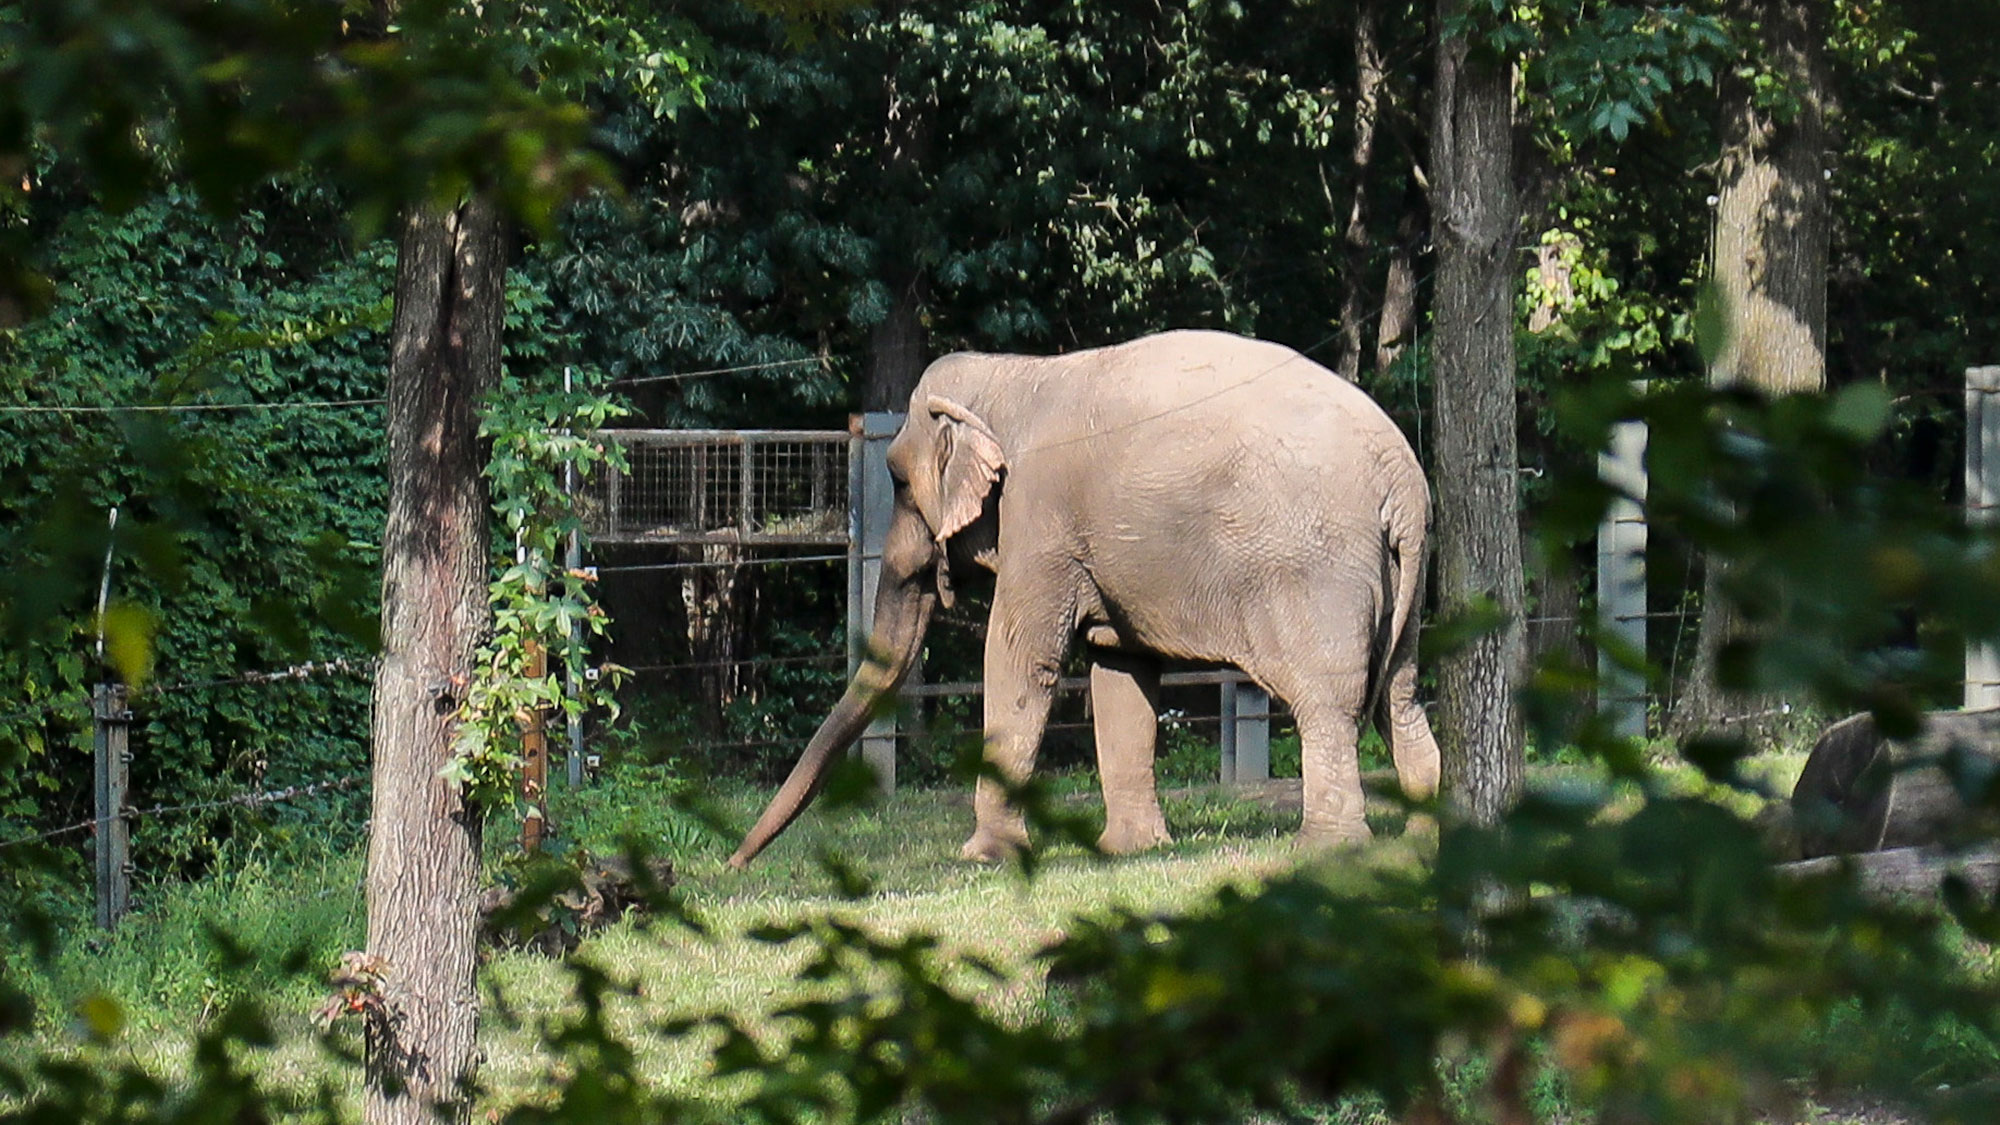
[594,551,862,573]
[0,774,364,853]
[0,815,99,852]
[141,657,374,698]
[0,697,90,726]
[128,775,364,822]
[613,357,824,387]
[622,653,848,675]
[0,398,385,416]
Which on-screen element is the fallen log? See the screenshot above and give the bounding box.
[1790,709,2000,859]
[479,853,677,957]
[1776,844,2000,903]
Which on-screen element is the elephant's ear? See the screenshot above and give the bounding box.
[926,395,1005,544]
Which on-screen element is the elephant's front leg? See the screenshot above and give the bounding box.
[962,582,1072,863]
[1089,648,1173,855]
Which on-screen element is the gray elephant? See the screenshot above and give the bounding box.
[729,329,1440,867]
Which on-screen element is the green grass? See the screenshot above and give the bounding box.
[5,749,1978,1123]
[482,782,1320,1111]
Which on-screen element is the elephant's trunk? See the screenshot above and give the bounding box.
[727,582,935,868]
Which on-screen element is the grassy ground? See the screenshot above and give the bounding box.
[6,746,1959,1122]
[479,776,1327,1109]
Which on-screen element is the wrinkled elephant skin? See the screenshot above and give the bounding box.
[729,330,1440,867]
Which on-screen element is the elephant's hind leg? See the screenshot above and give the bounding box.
[1381,648,1441,802]
[1293,697,1373,846]
[1252,604,1374,847]
[1089,648,1172,855]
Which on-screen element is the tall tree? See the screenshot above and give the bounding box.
[1673,0,1831,735]
[1429,0,1527,825]
[1334,0,1389,383]
[363,196,504,1124]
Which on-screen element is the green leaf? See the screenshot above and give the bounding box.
[100,602,156,688]
[1827,382,1893,442]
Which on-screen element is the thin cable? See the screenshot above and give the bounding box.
[622,652,847,675]
[0,774,367,853]
[128,775,364,823]
[0,814,99,852]
[141,657,374,698]
[0,697,89,726]
[595,552,869,574]
[0,398,386,416]
[1010,271,1438,460]
[613,358,824,387]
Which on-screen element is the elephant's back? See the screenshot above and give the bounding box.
[1056,330,1419,484]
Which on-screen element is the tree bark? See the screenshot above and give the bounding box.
[862,70,932,414]
[1335,0,1387,383]
[363,195,504,1125]
[862,269,929,412]
[1376,199,1420,375]
[1673,0,1830,737]
[1430,1,1527,826]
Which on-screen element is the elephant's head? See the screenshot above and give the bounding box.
[728,394,1006,867]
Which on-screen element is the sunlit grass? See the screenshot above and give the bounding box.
[4,748,1933,1123]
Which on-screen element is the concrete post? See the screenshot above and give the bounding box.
[1597,413,1649,738]
[851,412,904,792]
[1968,367,2000,709]
[1218,677,1270,784]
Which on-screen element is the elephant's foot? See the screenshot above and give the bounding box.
[1098,815,1173,856]
[1401,812,1439,841]
[959,825,1029,864]
[1298,817,1373,849]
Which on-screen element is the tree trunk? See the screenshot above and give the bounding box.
[862,70,932,414]
[363,196,504,1125]
[863,269,929,412]
[1673,0,1831,737]
[1430,1,1527,826]
[1376,195,1420,375]
[683,544,747,733]
[1335,0,1386,383]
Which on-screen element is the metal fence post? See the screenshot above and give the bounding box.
[1235,681,1270,782]
[1217,677,1270,784]
[1219,680,1237,784]
[1968,367,2000,709]
[93,682,131,930]
[853,412,903,793]
[563,367,588,789]
[1597,409,1649,738]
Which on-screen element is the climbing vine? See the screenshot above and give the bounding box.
[447,370,630,812]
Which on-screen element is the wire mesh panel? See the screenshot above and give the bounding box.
[582,430,851,545]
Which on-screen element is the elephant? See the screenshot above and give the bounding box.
[728,329,1440,868]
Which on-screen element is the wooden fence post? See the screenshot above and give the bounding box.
[521,639,549,852]
[1968,367,2000,709]
[1597,410,1649,738]
[93,682,131,930]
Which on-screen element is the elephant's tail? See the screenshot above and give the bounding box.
[1368,485,1429,726]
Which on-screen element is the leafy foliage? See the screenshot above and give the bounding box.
[451,372,631,809]
[0,185,390,881]
[5,1,2000,1123]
